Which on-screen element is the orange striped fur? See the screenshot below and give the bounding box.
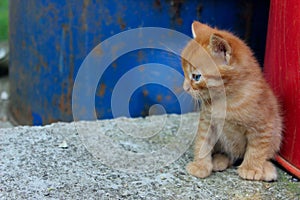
[182,21,282,181]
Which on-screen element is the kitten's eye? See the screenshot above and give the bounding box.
[192,74,201,82]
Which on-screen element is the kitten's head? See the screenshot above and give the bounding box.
[181,21,257,101]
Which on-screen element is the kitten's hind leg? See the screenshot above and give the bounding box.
[238,128,278,181]
[212,154,230,171]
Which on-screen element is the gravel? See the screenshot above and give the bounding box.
[0,113,299,199]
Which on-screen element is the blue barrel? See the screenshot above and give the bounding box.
[9,0,270,125]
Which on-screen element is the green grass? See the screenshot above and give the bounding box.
[0,0,9,41]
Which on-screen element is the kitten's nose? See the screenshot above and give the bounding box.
[183,81,191,92]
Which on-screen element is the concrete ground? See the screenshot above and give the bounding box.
[0,75,299,199]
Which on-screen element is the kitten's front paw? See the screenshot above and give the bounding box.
[186,161,213,178]
[238,161,278,181]
[238,165,263,181]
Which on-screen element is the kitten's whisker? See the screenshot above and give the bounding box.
[196,99,201,112]
[177,90,186,99]
[193,99,198,112]
[159,42,183,62]
[177,89,192,102]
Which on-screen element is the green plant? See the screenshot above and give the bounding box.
[0,0,9,41]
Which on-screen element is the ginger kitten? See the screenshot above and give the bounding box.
[182,21,282,181]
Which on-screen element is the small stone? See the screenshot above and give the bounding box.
[291,177,299,182]
[44,187,54,196]
[58,140,68,149]
[0,91,8,100]
[263,183,272,189]
[44,192,50,196]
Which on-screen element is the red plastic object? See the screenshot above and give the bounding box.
[264,0,300,178]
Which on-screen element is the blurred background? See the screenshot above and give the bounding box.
[0,0,8,41]
[5,0,270,126]
[0,0,9,128]
[0,0,8,42]
[0,0,9,75]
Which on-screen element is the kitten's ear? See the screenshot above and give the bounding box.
[191,22,198,38]
[209,34,232,64]
[191,21,210,39]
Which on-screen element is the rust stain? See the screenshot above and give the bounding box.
[174,86,182,94]
[176,18,183,26]
[22,40,26,48]
[9,102,33,125]
[104,8,113,26]
[34,65,40,73]
[35,2,59,22]
[156,95,163,102]
[29,36,49,69]
[139,66,145,72]
[93,46,103,56]
[58,79,73,117]
[153,0,162,10]
[92,34,103,46]
[81,0,91,31]
[117,17,126,30]
[57,11,74,119]
[137,50,145,63]
[99,83,107,97]
[169,0,184,26]
[112,62,117,69]
[166,95,172,101]
[67,12,75,117]
[143,89,149,97]
[59,94,69,114]
[196,4,203,20]
[111,43,126,57]
[83,0,90,9]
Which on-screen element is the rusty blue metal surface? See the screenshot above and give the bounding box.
[9,0,270,125]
